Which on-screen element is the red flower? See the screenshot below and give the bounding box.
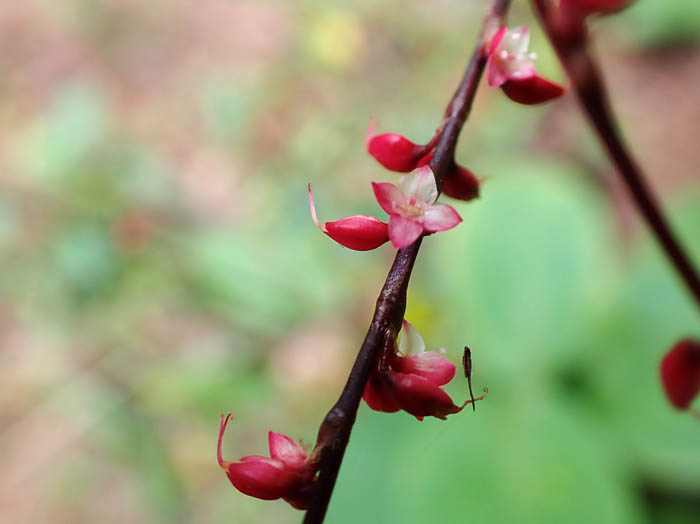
[217,414,317,509]
[363,320,485,420]
[660,339,700,410]
[487,26,567,105]
[372,166,462,249]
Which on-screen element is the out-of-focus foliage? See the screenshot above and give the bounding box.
[0,1,699,523]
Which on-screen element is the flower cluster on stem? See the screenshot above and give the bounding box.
[363,320,486,420]
[217,414,319,509]
[216,1,700,521]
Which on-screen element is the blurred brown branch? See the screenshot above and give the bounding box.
[532,0,700,312]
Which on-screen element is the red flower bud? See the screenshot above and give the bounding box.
[442,163,481,201]
[660,339,700,410]
[366,119,439,173]
[218,414,317,509]
[417,151,480,201]
[500,75,567,106]
[308,184,389,251]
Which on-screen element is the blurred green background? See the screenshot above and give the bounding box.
[1,1,699,523]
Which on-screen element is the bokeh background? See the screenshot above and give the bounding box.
[1,1,699,523]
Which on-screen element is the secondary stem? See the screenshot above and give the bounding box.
[532,0,700,311]
[302,1,512,522]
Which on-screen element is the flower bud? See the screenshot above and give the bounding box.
[218,414,317,509]
[417,151,480,202]
[500,75,568,106]
[660,339,700,410]
[366,119,439,173]
[362,320,485,420]
[308,184,389,250]
[442,163,481,201]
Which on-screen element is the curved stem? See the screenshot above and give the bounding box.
[302,1,512,522]
[532,0,700,311]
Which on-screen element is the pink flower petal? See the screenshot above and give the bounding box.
[488,26,508,55]
[422,203,462,232]
[372,181,404,216]
[504,26,531,56]
[398,320,426,356]
[486,54,509,87]
[388,215,423,249]
[268,431,307,472]
[398,166,438,204]
[504,56,537,81]
[487,25,537,86]
[392,352,456,386]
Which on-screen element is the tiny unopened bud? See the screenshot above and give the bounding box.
[500,75,567,106]
[443,164,480,201]
[308,184,389,251]
[660,339,700,410]
[366,119,439,173]
[417,151,480,202]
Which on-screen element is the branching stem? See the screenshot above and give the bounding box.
[532,0,700,311]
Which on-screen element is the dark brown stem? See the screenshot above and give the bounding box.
[532,0,700,311]
[302,1,512,522]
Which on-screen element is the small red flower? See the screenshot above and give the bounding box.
[372,166,462,249]
[366,119,440,173]
[487,26,567,105]
[363,320,485,420]
[308,184,390,251]
[660,339,700,410]
[217,414,317,509]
